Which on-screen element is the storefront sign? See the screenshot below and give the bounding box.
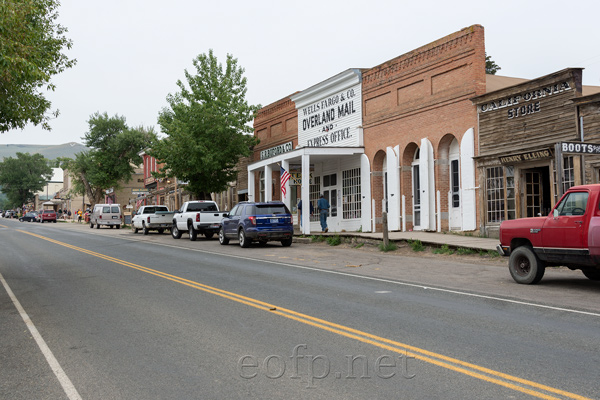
[290,172,313,185]
[144,176,155,185]
[260,141,294,160]
[132,189,149,195]
[479,81,572,120]
[297,83,362,148]
[499,148,553,164]
[561,142,600,154]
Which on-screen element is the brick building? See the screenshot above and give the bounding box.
[249,25,487,234]
[473,68,600,236]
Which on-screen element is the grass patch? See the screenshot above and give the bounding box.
[456,247,475,255]
[326,235,341,246]
[378,241,397,252]
[408,239,425,252]
[433,244,454,255]
[479,249,500,258]
[354,243,365,249]
[311,235,326,243]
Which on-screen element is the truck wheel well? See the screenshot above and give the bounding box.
[511,238,533,251]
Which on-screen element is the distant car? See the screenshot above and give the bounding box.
[19,211,38,222]
[219,201,293,248]
[39,209,57,223]
[19,212,38,222]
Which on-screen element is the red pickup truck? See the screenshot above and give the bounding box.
[498,184,600,284]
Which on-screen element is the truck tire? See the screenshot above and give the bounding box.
[281,238,293,247]
[133,225,139,233]
[239,228,251,248]
[171,223,182,239]
[509,246,545,284]
[188,225,197,241]
[582,269,600,280]
[143,222,149,235]
[158,229,164,234]
[218,227,229,245]
[96,222,100,229]
[90,222,94,229]
[204,232,214,240]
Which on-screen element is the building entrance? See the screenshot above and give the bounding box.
[522,167,551,217]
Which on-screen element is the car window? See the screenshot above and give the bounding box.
[111,206,120,213]
[254,205,289,215]
[103,206,110,212]
[556,192,588,216]
[229,205,239,216]
[187,203,218,212]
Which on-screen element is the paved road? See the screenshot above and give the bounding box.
[1,219,599,399]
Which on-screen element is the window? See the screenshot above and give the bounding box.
[342,168,361,219]
[486,167,504,223]
[110,206,120,213]
[451,159,460,207]
[505,166,516,220]
[259,171,265,202]
[310,176,321,222]
[556,191,588,216]
[563,156,575,193]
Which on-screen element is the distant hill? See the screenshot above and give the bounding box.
[0,143,88,160]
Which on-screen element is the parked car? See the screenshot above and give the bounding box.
[171,200,228,241]
[19,212,38,222]
[219,201,293,248]
[89,204,122,229]
[39,209,57,223]
[132,205,174,235]
[498,184,600,284]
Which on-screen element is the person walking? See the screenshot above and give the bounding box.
[297,198,314,227]
[317,194,330,232]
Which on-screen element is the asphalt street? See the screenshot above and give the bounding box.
[1,219,599,399]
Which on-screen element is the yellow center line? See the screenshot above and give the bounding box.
[17,229,592,400]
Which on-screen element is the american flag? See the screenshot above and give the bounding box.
[280,165,291,198]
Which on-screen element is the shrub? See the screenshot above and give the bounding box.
[378,241,397,252]
[327,235,341,246]
[433,244,454,255]
[408,239,424,252]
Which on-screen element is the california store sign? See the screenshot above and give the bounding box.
[297,82,363,148]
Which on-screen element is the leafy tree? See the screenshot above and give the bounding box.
[0,152,53,207]
[62,112,156,206]
[151,50,260,199]
[0,0,76,133]
[485,54,501,75]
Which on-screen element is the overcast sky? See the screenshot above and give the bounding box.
[2,0,600,145]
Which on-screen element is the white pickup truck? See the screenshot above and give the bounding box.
[171,200,228,241]
[132,205,175,235]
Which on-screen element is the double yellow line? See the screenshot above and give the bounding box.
[18,229,592,400]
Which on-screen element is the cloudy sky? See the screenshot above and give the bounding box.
[2,0,600,145]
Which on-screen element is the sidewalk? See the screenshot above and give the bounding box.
[296,229,499,252]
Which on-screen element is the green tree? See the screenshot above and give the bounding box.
[485,54,501,75]
[62,112,156,206]
[0,152,53,207]
[151,50,260,199]
[0,0,76,133]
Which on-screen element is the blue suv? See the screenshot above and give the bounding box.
[219,202,293,248]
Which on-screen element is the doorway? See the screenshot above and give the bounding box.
[412,149,421,228]
[522,167,551,217]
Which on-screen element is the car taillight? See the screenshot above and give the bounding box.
[147,216,151,223]
[196,212,200,222]
[99,215,102,219]
[248,216,256,225]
